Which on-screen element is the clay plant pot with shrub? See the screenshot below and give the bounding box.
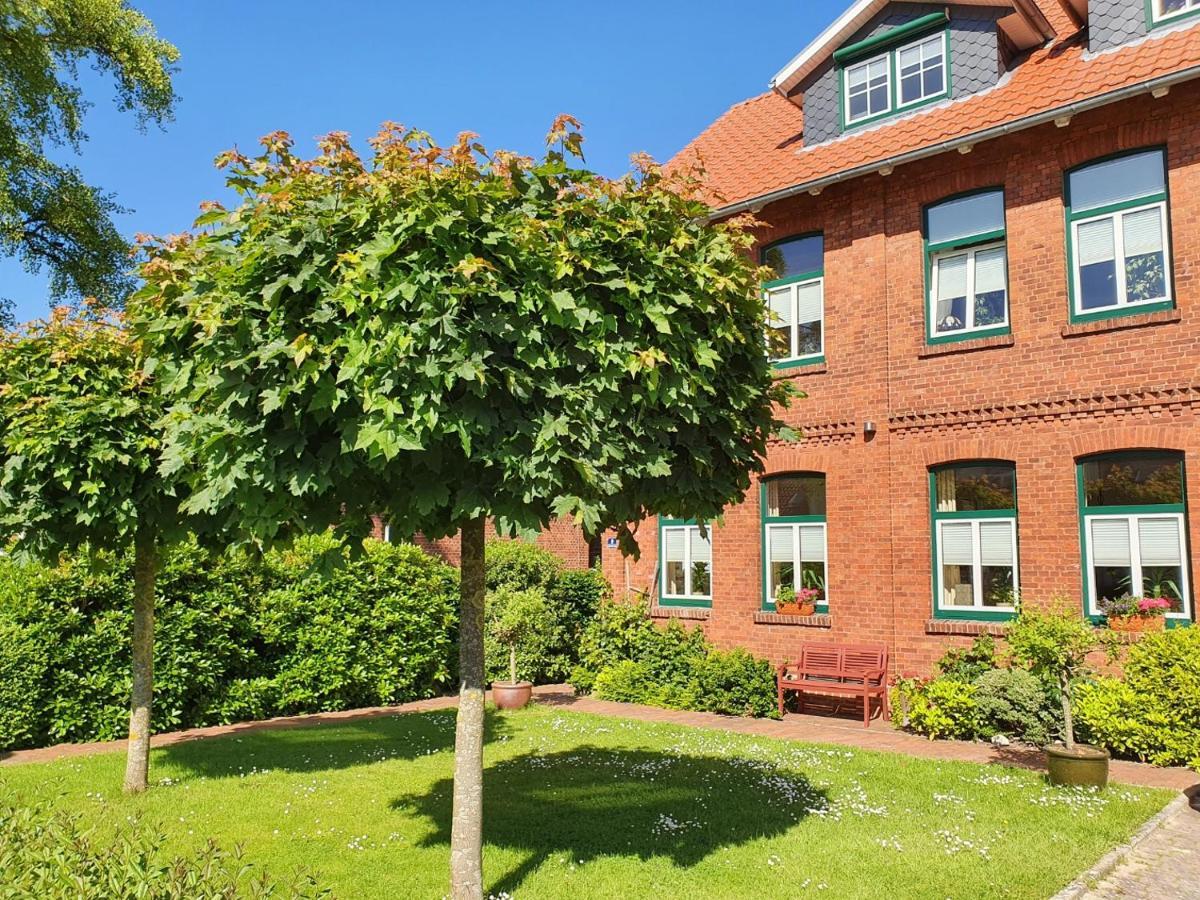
[487,586,549,710]
[1100,594,1171,633]
[1006,599,1119,788]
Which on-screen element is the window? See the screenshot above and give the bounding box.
[842,29,948,127]
[1151,0,1200,24]
[762,475,827,609]
[931,463,1019,616]
[1066,149,1172,321]
[924,190,1009,342]
[1078,452,1191,621]
[659,519,712,606]
[762,235,824,367]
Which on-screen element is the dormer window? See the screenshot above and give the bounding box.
[837,13,950,129]
[1152,0,1200,25]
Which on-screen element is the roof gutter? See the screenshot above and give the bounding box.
[710,64,1200,220]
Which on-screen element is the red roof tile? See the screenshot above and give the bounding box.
[669,14,1200,212]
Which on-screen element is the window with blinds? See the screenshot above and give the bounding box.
[1079,451,1190,620]
[761,235,824,366]
[659,521,712,604]
[931,462,1019,614]
[762,474,828,609]
[1067,149,1171,318]
[1153,0,1200,23]
[924,190,1008,342]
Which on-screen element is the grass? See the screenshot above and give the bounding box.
[0,705,1172,899]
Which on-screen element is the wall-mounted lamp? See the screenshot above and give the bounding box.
[863,420,877,439]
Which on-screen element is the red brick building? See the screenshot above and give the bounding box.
[600,0,1200,674]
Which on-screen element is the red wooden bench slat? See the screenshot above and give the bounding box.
[776,641,890,728]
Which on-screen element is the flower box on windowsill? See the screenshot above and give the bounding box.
[753,611,832,627]
[1106,614,1166,633]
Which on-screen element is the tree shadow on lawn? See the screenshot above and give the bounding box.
[395,746,829,898]
[160,708,514,778]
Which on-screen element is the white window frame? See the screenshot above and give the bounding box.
[935,517,1019,613]
[661,524,712,601]
[1153,0,1200,23]
[1083,512,1192,621]
[1070,200,1172,317]
[765,276,824,364]
[930,240,1009,337]
[843,53,892,125]
[765,522,828,607]
[895,32,948,109]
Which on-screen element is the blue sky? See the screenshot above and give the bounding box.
[3,0,844,323]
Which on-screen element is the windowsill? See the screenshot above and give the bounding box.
[650,605,710,620]
[772,362,827,378]
[1061,307,1180,337]
[925,618,1009,636]
[753,611,832,627]
[918,333,1014,358]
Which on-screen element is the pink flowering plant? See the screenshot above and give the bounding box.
[1100,594,1172,619]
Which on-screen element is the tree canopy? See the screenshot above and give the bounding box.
[0,0,179,307]
[132,119,791,549]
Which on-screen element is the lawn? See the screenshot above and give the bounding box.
[0,706,1171,899]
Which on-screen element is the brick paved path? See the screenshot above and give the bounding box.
[4,685,1196,793]
[1076,798,1200,899]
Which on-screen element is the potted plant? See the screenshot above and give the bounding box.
[795,587,821,617]
[1006,600,1117,788]
[774,586,800,616]
[1101,594,1171,632]
[487,587,549,710]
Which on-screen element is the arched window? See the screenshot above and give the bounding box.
[761,234,824,368]
[761,474,827,610]
[923,189,1009,343]
[658,518,712,608]
[1078,451,1191,621]
[930,462,1019,617]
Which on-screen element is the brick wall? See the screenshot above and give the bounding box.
[602,83,1200,676]
[399,517,592,570]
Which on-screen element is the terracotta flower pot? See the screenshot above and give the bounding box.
[491,681,533,710]
[775,602,800,616]
[797,602,816,617]
[1108,614,1166,633]
[1046,744,1110,788]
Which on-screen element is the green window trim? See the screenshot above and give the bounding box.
[1146,0,1200,29]
[929,464,1020,621]
[761,234,825,368]
[657,517,713,608]
[760,477,829,612]
[833,12,948,64]
[1075,453,1194,623]
[838,27,952,133]
[1064,148,1175,325]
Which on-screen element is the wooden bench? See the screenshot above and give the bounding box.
[776,642,889,728]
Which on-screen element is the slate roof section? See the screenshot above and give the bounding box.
[669,5,1200,214]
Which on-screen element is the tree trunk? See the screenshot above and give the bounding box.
[1060,671,1075,750]
[509,645,517,685]
[123,526,157,793]
[450,516,486,900]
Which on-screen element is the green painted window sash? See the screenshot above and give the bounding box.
[1064,148,1173,325]
[833,11,948,65]
[759,481,829,612]
[840,27,951,132]
[764,273,824,368]
[657,518,712,607]
[924,237,1011,344]
[763,269,823,290]
[772,355,826,371]
[928,468,1019,621]
[1146,0,1200,29]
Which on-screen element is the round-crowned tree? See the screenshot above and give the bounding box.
[131,119,791,899]
[0,306,187,791]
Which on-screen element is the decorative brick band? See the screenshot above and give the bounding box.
[1060,308,1181,339]
[924,619,1008,637]
[767,421,857,446]
[649,606,710,621]
[917,333,1015,358]
[753,611,832,627]
[890,383,1200,435]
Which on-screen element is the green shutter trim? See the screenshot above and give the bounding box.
[833,12,948,64]
[657,517,712,608]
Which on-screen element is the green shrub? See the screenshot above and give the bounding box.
[972,666,1062,746]
[0,535,460,751]
[572,599,779,719]
[485,539,563,592]
[0,793,328,898]
[1075,627,1200,766]
[892,677,979,740]
[937,635,998,682]
[484,586,558,684]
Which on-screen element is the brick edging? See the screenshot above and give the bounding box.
[753,611,833,627]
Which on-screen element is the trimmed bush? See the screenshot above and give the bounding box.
[0,535,459,750]
[973,666,1062,746]
[571,599,779,719]
[892,677,978,740]
[484,586,557,684]
[1076,627,1200,766]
